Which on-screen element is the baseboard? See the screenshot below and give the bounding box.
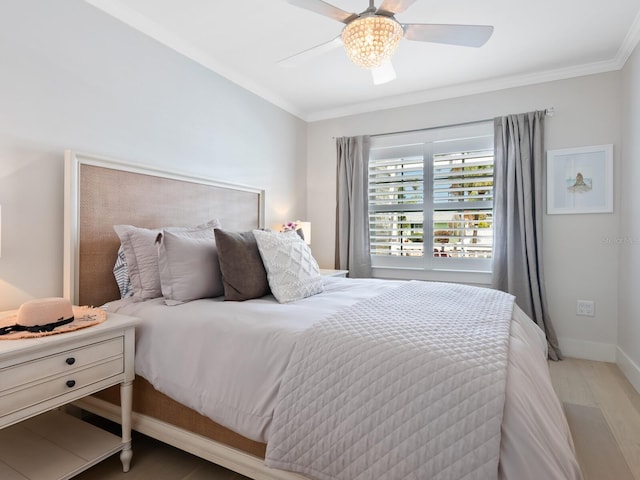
[557,339,640,394]
[616,346,640,394]
[558,337,617,362]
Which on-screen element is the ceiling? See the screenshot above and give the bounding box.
[85,0,640,121]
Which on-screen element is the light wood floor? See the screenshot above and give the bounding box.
[548,357,640,480]
[75,358,640,480]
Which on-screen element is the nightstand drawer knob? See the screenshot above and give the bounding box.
[65,357,76,365]
[66,380,76,388]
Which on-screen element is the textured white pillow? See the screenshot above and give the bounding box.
[114,219,221,300]
[157,229,224,305]
[253,229,324,303]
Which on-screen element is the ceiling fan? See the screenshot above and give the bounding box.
[281,0,494,84]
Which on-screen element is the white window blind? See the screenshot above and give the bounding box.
[369,144,424,257]
[432,147,493,259]
[368,123,494,273]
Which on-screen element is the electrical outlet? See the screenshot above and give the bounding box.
[576,300,595,317]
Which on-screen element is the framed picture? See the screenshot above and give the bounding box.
[546,144,613,214]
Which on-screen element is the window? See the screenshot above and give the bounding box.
[368,122,494,274]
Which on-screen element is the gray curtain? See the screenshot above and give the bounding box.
[493,111,562,360]
[335,136,372,278]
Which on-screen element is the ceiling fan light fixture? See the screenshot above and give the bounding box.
[341,15,403,69]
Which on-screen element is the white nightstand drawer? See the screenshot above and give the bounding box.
[1,337,123,392]
[0,357,124,417]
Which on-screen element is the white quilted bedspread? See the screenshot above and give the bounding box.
[265,281,514,480]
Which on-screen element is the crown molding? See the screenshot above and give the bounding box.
[305,57,623,121]
[615,7,640,66]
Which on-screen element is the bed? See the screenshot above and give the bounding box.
[63,150,582,480]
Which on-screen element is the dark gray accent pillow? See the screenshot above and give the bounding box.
[214,229,271,301]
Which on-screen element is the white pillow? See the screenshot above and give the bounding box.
[114,219,221,300]
[157,229,224,305]
[253,229,324,303]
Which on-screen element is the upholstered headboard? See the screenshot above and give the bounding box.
[63,150,265,307]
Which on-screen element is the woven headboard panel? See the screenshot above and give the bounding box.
[64,151,264,307]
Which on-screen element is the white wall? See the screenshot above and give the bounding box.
[0,1,307,311]
[307,72,622,361]
[618,43,640,390]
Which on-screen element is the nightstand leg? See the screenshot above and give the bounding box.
[120,380,133,472]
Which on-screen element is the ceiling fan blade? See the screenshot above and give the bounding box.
[403,24,494,47]
[371,61,396,85]
[278,36,343,67]
[378,0,419,15]
[286,0,356,24]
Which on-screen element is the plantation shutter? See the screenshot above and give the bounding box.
[368,143,424,257]
[432,140,494,258]
[367,124,494,272]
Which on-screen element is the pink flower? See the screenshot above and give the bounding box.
[281,221,298,232]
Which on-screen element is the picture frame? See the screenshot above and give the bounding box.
[546,144,613,214]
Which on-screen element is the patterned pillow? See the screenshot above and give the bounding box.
[113,246,133,299]
[253,229,323,303]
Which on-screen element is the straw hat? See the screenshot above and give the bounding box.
[0,297,106,340]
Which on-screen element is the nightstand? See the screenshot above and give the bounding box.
[319,269,349,278]
[0,312,137,479]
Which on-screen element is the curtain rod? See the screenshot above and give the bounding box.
[365,107,555,139]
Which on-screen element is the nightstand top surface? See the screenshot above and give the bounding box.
[319,269,349,277]
[0,312,138,356]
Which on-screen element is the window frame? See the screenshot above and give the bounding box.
[368,122,494,283]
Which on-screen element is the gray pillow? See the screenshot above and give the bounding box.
[114,219,221,300]
[214,229,270,301]
[157,229,224,305]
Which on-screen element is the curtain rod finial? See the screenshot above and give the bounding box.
[545,107,555,117]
